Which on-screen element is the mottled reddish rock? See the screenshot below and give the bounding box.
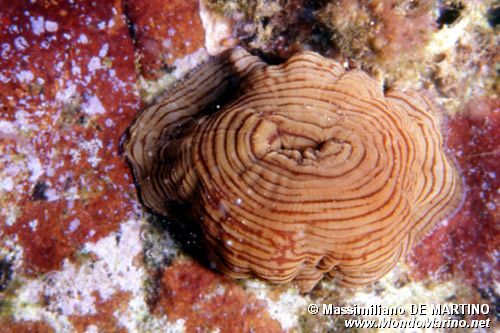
[69,292,130,333]
[320,0,436,61]
[126,0,205,78]
[0,1,140,273]
[0,320,54,333]
[208,0,335,61]
[409,97,500,288]
[367,0,436,60]
[206,0,435,63]
[153,259,283,333]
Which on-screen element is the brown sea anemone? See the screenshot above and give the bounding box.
[124,48,461,292]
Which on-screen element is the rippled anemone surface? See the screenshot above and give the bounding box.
[124,48,461,292]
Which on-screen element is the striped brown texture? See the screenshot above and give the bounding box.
[124,48,461,292]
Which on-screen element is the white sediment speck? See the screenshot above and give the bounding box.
[67,219,80,233]
[0,120,16,137]
[27,155,43,182]
[105,118,114,127]
[5,206,17,226]
[0,177,14,192]
[16,70,34,83]
[88,56,102,74]
[162,39,172,49]
[45,20,58,32]
[0,73,9,83]
[55,61,65,72]
[486,202,496,210]
[69,148,81,164]
[28,219,38,231]
[55,82,78,103]
[1,43,11,59]
[71,64,81,76]
[78,33,89,44]
[30,16,45,35]
[84,325,99,333]
[44,187,59,202]
[98,43,109,58]
[14,36,29,50]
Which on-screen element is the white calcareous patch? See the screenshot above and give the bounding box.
[55,82,78,103]
[44,187,59,202]
[246,280,308,331]
[0,119,17,138]
[82,95,106,116]
[4,205,18,226]
[30,16,45,35]
[11,217,187,332]
[78,137,103,167]
[13,219,145,318]
[172,48,209,80]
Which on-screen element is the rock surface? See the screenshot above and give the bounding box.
[0,0,498,332]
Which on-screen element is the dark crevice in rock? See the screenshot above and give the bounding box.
[0,259,13,292]
[487,5,500,27]
[31,181,48,201]
[122,0,138,44]
[437,2,464,28]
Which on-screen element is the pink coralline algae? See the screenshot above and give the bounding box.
[126,0,205,78]
[0,0,140,273]
[409,97,499,289]
[153,259,283,333]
